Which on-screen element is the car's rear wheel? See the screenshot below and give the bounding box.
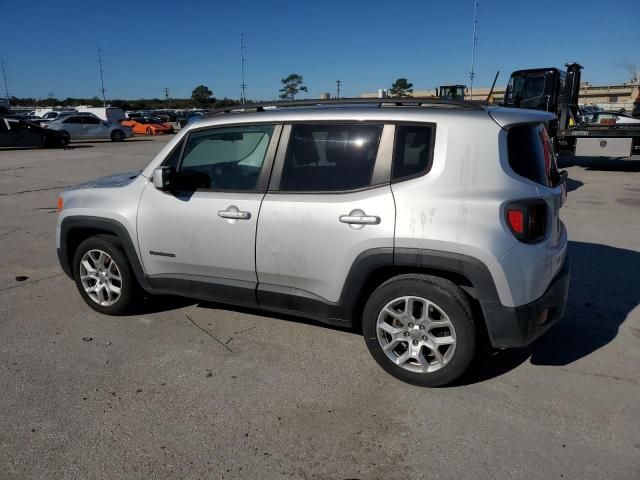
[362,274,476,387]
[72,235,138,315]
[145,127,152,135]
[111,129,125,142]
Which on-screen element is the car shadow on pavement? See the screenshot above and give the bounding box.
[559,155,640,172]
[565,177,584,192]
[461,240,640,385]
[129,240,640,386]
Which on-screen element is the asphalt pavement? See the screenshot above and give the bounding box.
[1,137,639,479]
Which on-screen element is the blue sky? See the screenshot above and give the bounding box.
[1,0,638,100]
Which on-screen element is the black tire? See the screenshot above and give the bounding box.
[362,274,476,387]
[72,234,138,315]
[58,133,70,148]
[111,129,125,142]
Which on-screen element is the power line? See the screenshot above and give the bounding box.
[240,33,247,104]
[98,48,107,108]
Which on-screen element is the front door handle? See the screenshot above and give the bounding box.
[339,214,380,225]
[218,209,251,220]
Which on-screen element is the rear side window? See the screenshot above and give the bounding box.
[280,123,383,192]
[507,124,554,187]
[392,124,435,181]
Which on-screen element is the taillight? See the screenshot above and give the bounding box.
[57,196,63,212]
[506,199,547,243]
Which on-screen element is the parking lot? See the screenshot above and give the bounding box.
[0,137,639,479]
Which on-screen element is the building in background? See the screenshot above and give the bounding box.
[362,81,640,111]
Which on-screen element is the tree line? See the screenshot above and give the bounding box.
[7,76,416,110]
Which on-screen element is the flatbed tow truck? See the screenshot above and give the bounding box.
[503,63,640,157]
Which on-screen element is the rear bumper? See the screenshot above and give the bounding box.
[482,255,571,348]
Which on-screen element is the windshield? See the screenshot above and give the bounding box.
[506,74,546,103]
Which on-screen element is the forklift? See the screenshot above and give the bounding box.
[503,63,640,157]
[436,85,466,100]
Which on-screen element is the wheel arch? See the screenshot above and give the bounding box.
[342,248,500,334]
[58,216,151,290]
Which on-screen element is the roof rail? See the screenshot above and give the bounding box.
[208,97,485,116]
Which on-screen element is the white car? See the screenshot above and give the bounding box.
[46,113,133,142]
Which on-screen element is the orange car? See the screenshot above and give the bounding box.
[120,117,174,135]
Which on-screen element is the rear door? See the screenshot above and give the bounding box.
[256,123,395,312]
[82,116,105,138]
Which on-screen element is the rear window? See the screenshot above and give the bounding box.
[392,124,435,181]
[507,123,554,187]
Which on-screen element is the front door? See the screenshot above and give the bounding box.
[137,123,280,304]
[60,116,84,138]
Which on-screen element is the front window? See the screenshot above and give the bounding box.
[178,124,274,191]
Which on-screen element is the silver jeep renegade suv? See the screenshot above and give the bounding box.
[56,99,570,386]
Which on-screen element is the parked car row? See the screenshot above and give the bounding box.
[0,105,204,148]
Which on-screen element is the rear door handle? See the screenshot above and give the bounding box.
[218,209,251,220]
[339,214,380,225]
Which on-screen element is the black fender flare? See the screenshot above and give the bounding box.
[57,216,151,291]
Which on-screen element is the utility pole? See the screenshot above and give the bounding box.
[469,0,479,100]
[98,48,107,107]
[335,80,342,99]
[164,87,170,103]
[47,92,55,107]
[240,33,247,104]
[1,59,9,105]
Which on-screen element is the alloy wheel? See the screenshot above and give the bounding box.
[376,296,457,373]
[79,249,122,306]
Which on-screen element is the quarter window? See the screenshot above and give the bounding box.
[279,124,383,192]
[392,124,435,181]
[179,124,274,191]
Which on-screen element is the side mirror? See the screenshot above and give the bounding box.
[152,166,175,191]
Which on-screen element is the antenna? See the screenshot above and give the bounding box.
[1,59,9,105]
[486,70,499,104]
[336,80,342,99]
[98,48,107,108]
[240,33,247,104]
[469,1,479,100]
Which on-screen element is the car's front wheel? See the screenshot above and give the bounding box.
[72,235,138,315]
[363,274,476,387]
